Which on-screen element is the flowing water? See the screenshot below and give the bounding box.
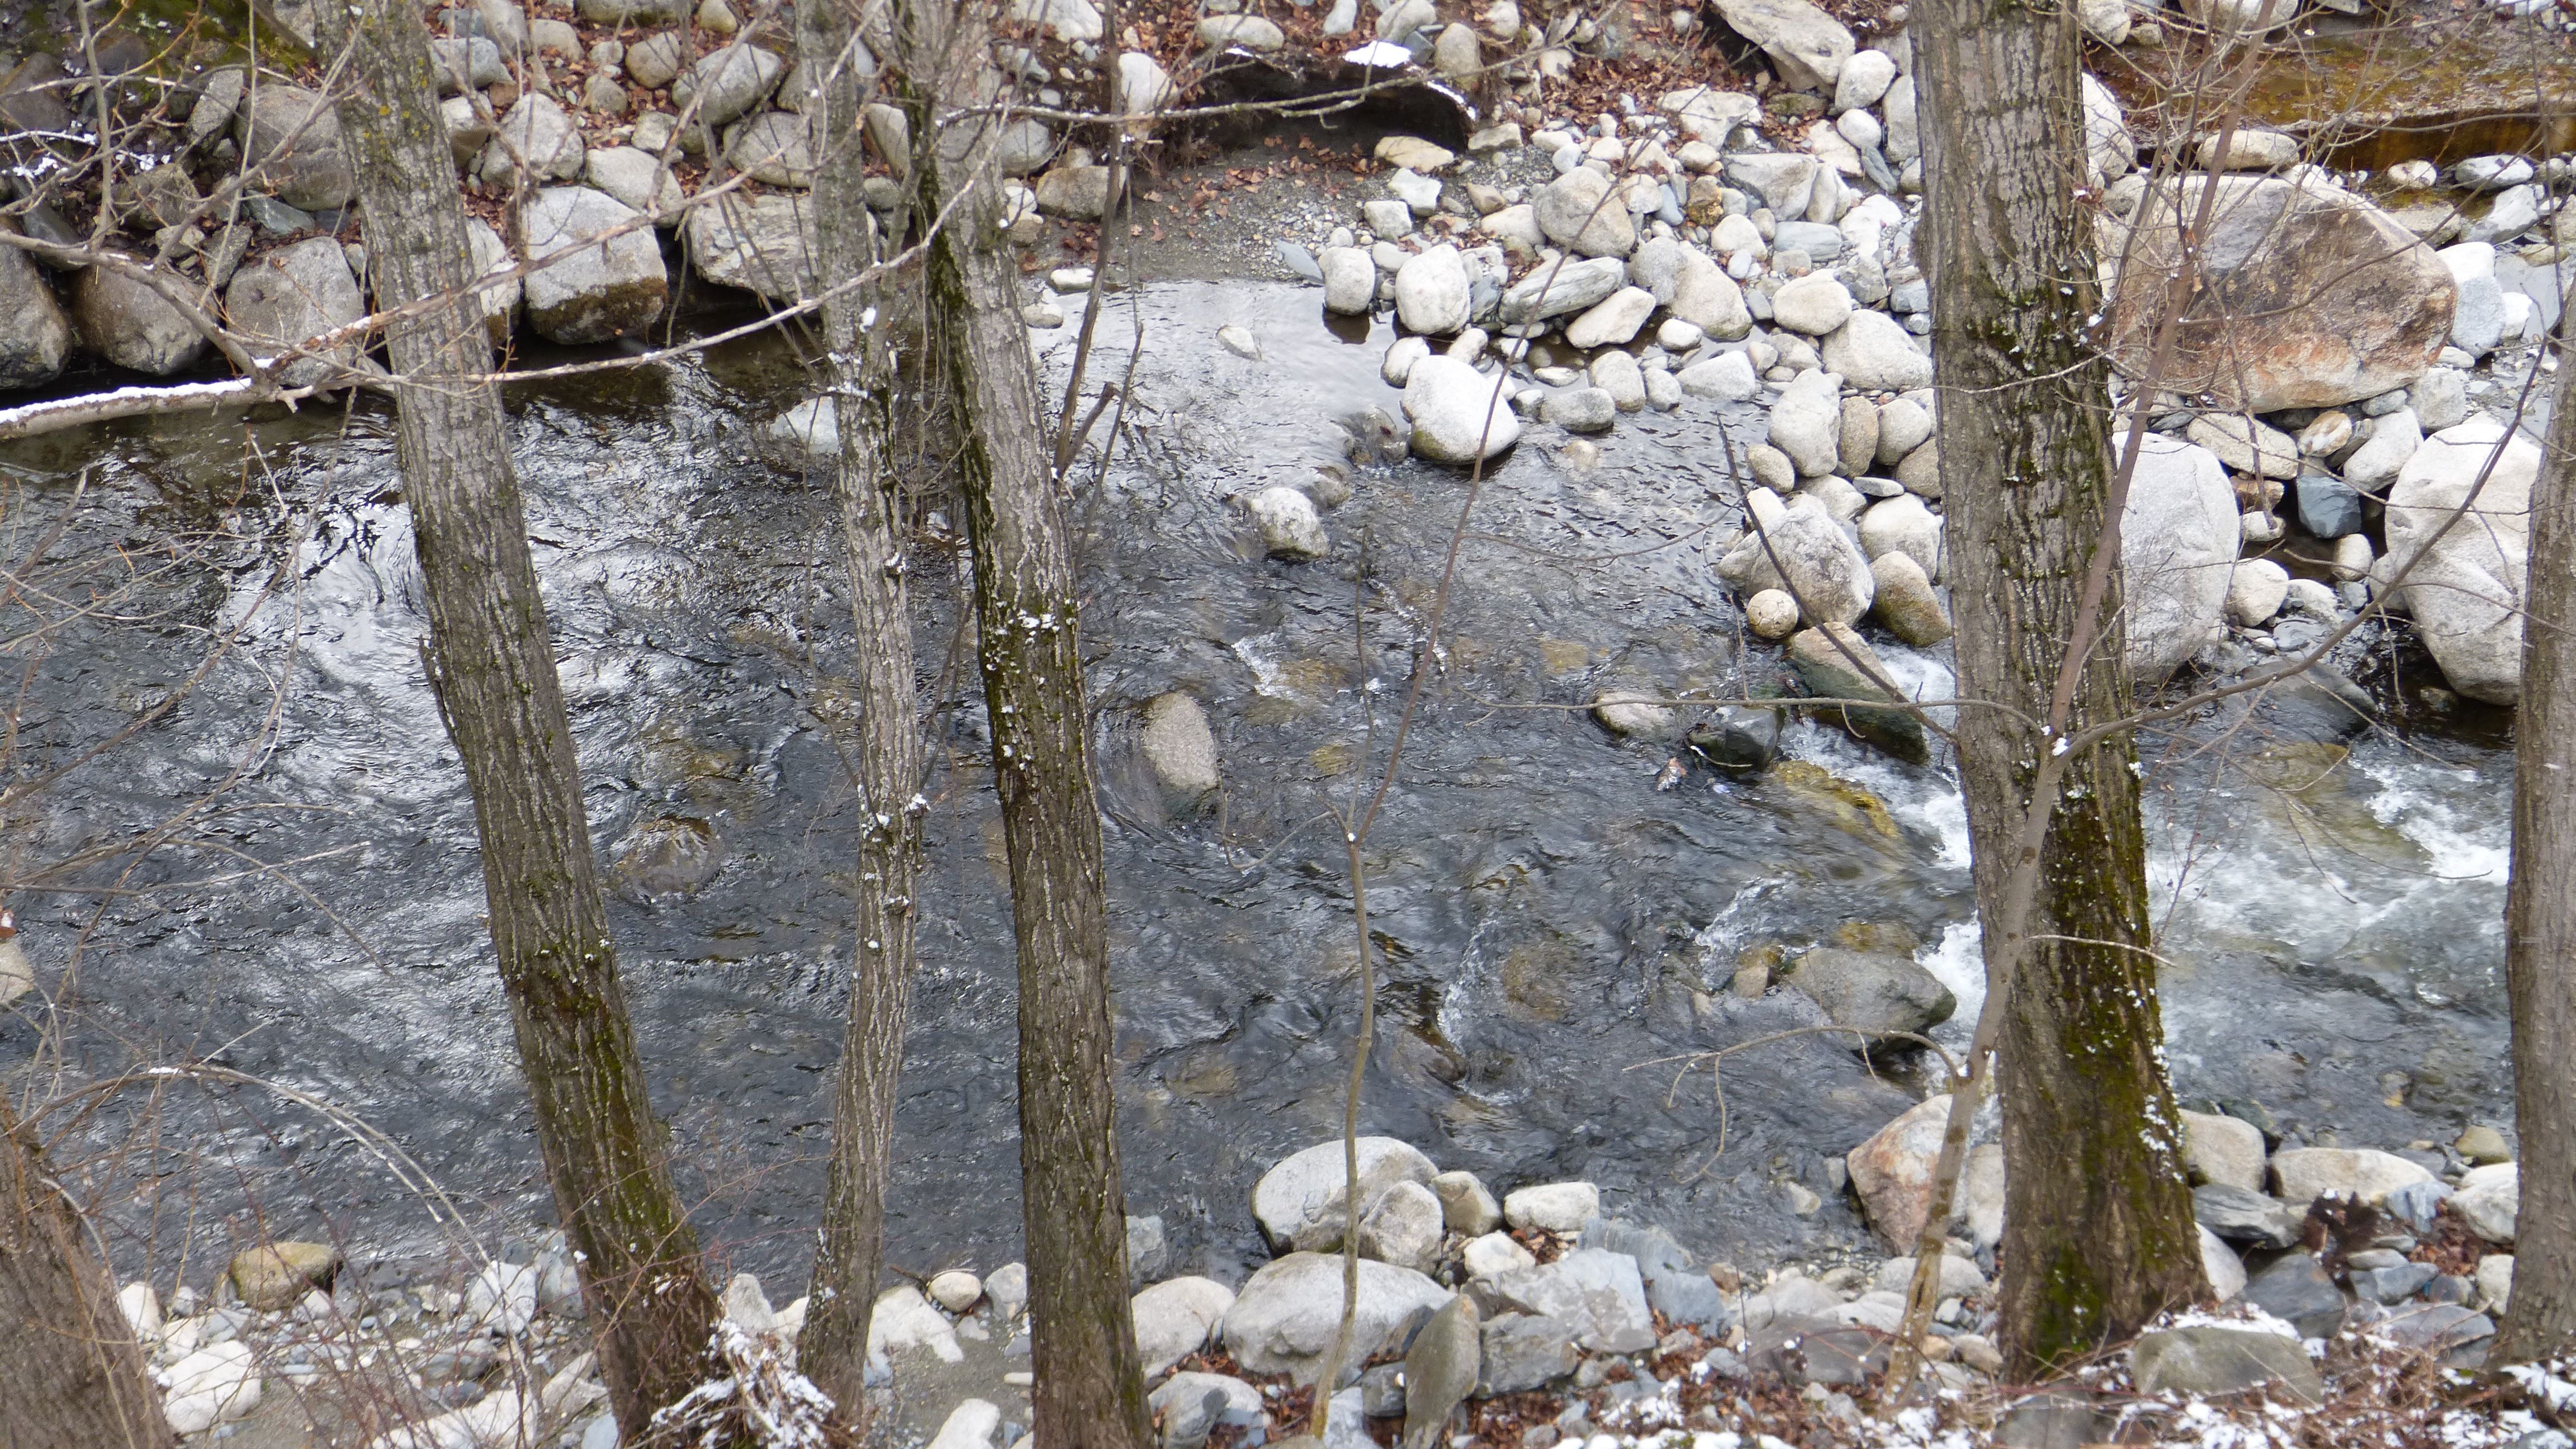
[0,280,2517,1291]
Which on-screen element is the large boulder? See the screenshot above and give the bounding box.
[2104,175,2455,413]
[685,193,821,304]
[1133,1276,1236,1375]
[234,83,354,211]
[1467,1248,1655,1353]
[223,237,371,388]
[1706,0,1853,90]
[1717,489,1873,628]
[479,92,587,184]
[2131,1324,2321,1404]
[1221,1252,1452,1384]
[0,238,72,386]
[1777,948,1956,1044]
[1847,1094,1954,1249]
[675,44,787,128]
[1252,1137,1437,1253]
[2120,433,2238,680]
[1402,355,1521,464]
[2385,418,2541,705]
[520,187,669,344]
[71,262,203,376]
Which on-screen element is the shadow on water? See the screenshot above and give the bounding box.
[0,279,2517,1290]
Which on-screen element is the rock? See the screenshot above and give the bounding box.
[2201,1226,2248,1303]
[2411,368,2469,432]
[926,1399,1000,1449]
[1432,21,1480,81]
[1502,1182,1599,1234]
[1474,1311,1576,1395]
[2122,433,2238,680]
[725,110,815,187]
[1848,1096,1955,1248]
[1462,1232,1537,1281]
[2187,413,2300,480]
[986,1263,1028,1322]
[1778,947,1954,1044]
[1373,135,1453,173]
[1679,352,1759,401]
[2244,1252,2345,1339]
[2477,1254,2514,1314]
[228,1241,339,1312]
[1403,356,1521,463]
[1833,49,1896,112]
[1498,255,1628,323]
[2379,1303,2496,1357]
[1747,1315,1886,1385]
[162,1341,261,1433]
[2105,176,2454,412]
[585,146,687,223]
[2182,1110,2267,1192]
[1535,168,1636,259]
[120,1282,162,1338]
[1116,51,1176,124]
[2385,418,2541,704]
[2442,242,2506,358]
[429,35,508,94]
[1382,336,1429,387]
[1820,310,1932,391]
[1008,0,1102,40]
[235,83,354,211]
[1719,490,1874,628]
[2198,129,2299,171]
[521,187,669,344]
[1772,272,1854,335]
[1320,247,1375,314]
[1708,0,1852,89]
[1566,286,1656,348]
[770,397,838,457]
[2458,1125,2513,1166]
[1470,1248,1655,1353]
[2344,407,2421,491]
[1426,1172,1500,1237]
[1254,1138,1438,1254]
[1133,1276,1235,1375]
[1786,624,1926,761]
[224,238,370,388]
[1592,351,1647,411]
[2296,471,2365,539]
[918,1269,982,1315]
[1538,387,1615,433]
[1395,246,1470,336]
[69,261,190,377]
[1223,1252,1451,1384]
[676,44,785,128]
[1359,1179,1446,1273]
[1137,692,1220,808]
[2270,1146,2436,1208]
[2451,1163,2517,1244]
[1741,589,1798,641]
[1592,690,1674,738]
[1129,1215,1171,1285]
[1029,163,1110,221]
[2132,1324,2320,1404]
[2195,1183,2303,1249]
[1871,552,1951,646]
[869,1284,966,1363]
[685,193,819,303]
[1730,153,1819,218]
[579,0,685,18]
[624,30,686,88]
[1764,367,1844,476]
[2225,558,2290,627]
[1199,13,1285,49]
[1858,493,1942,575]
[479,92,586,183]
[1874,1252,1986,1301]
[1248,484,1330,561]
[1150,1372,1263,1449]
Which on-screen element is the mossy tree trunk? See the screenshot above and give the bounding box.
[315,2,719,1432]
[1914,0,2206,1375]
[792,0,930,1419]
[891,3,1152,1444]
[2493,304,2576,1365]
[0,1094,168,1449]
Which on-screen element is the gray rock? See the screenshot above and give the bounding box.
[1430,1172,1501,1236]
[441,96,493,165]
[1149,1372,1262,1449]
[187,67,246,150]
[520,187,667,344]
[2130,1325,2321,1404]
[1222,1252,1451,1385]
[1133,1276,1235,1376]
[235,83,354,211]
[2410,367,2469,431]
[1534,167,1635,258]
[2243,1253,2346,1340]
[1871,553,1952,647]
[0,240,68,387]
[70,262,203,376]
[1717,491,1874,628]
[1786,623,1928,763]
[1403,1295,1479,1444]
[2443,243,2505,358]
[577,0,687,20]
[684,192,820,304]
[2181,1111,2267,1193]
[1253,1137,1438,1254]
[1746,1315,1885,1386]
[2384,1179,2454,1235]
[1477,1311,1577,1395]
[2344,407,2421,491]
[675,44,786,128]
[1395,245,1470,336]
[1567,287,1655,349]
[1538,387,1615,432]
[2353,1263,2438,1304]
[223,236,370,387]
[1669,247,1751,339]
[1128,1215,1169,1284]
[1589,349,1647,411]
[2378,1303,2495,1357]
[1358,1180,1446,1274]
[2386,418,2539,704]
[1138,692,1220,804]
[1819,310,1931,391]
[2194,1184,2302,1249]
[2122,433,2238,680]
[2295,471,2364,539]
[462,216,521,339]
[1771,272,1854,335]
[1585,1221,1729,1333]
[1764,367,1843,476]
[1498,256,1627,324]
[1403,356,1521,463]
[2450,1163,2517,1244]
[724,111,815,188]
[1772,221,1845,259]
[1321,247,1375,314]
[1779,948,1955,1044]
[1707,0,1853,90]
[1678,352,1758,401]
[1472,1249,1655,1354]
[584,146,687,224]
[479,92,587,183]
[428,36,508,94]
[623,31,686,89]
[1034,164,1112,221]
[993,118,1055,177]
[1730,153,1818,216]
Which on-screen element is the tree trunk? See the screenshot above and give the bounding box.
[2491,311,2576,1365]
[1914,0,2205,1375]
[316,6,718,1432]
[897,6,1152,1444]
[793,0,929,1417]
[0,1095,167,1449]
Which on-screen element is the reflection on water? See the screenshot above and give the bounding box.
[0,281,2514,1286]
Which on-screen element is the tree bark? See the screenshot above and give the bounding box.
[1915,0,2206,1375]
[793,0,930,1417]
[0,1095,167,1449]
[2492,309,2576,1365]
[316,4,719,1432]
[896,6,1152,1444]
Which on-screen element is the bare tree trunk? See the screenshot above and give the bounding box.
[1914,0,2205,1375]
[0,1095,167,1449]
[316,7,719,1432]
[2492,312,2576,1365]
[793,0,930,1417]
[896,5,1151,1443]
